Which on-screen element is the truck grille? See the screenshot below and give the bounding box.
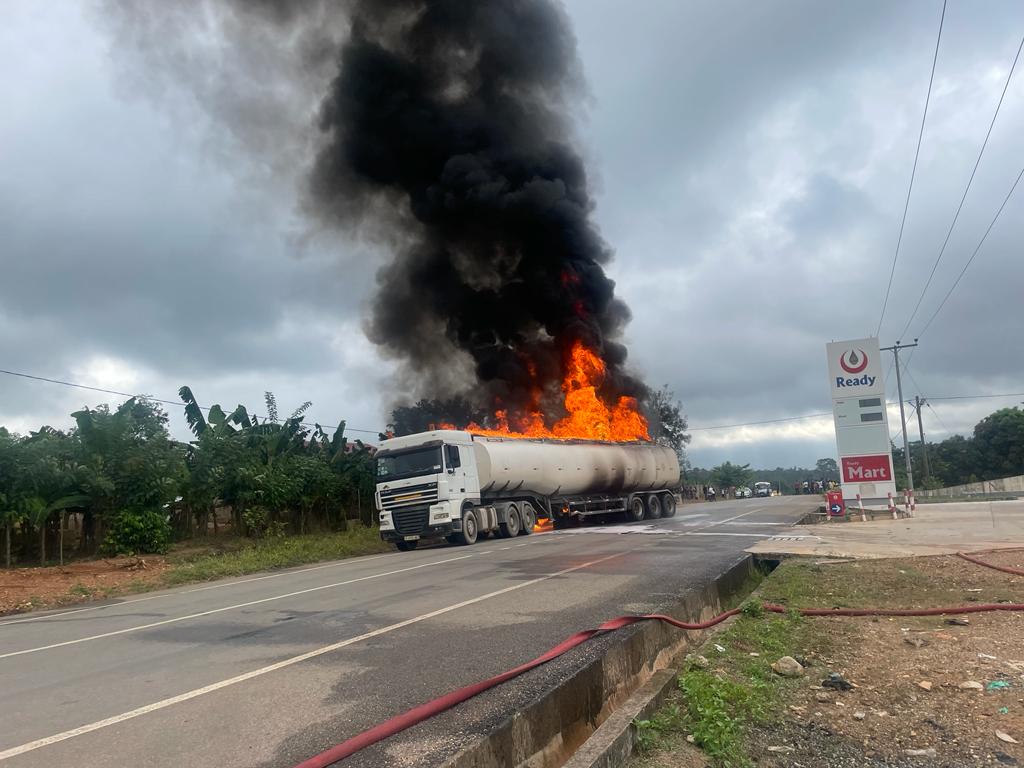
[392,507,430,535]
[380,481,439,511]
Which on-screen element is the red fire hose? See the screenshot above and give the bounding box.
[294,552,1024,768]
[957,550,1024,577]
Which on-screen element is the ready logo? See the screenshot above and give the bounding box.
[836,348,875,388]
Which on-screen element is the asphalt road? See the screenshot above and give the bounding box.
[0,496,814,768]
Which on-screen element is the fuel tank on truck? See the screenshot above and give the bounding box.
[471,435,680,497]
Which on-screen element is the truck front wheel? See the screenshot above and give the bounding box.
[456,509,479,545]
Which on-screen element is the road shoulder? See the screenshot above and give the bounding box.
[629,552,1024,767]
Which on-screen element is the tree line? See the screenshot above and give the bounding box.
[0,389,376,567]
[893,406,1023,490]
[686,406,1023,494]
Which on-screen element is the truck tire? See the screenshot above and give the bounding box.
[498,505,521,538]
[519,503,536,535]
[625,495,645,523]
[395,540,418,552]
[660,492,677,518]
[455,509,479,545]
[645,493,663,520]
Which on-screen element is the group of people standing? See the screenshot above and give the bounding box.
[795,479,838,495]
[681,485,725,501]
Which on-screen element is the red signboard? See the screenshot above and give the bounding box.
[841,454,892,483]
[826,490,845,517]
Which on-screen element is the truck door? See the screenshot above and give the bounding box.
[445,444,479,504]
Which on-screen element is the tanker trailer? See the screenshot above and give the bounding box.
[375,429,681,551]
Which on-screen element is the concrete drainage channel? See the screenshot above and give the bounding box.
[438,555,763,768]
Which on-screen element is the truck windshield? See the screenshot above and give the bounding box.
[377,447,443,481]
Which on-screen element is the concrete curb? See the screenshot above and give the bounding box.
[439,554,755,768]
[561,668,677,768]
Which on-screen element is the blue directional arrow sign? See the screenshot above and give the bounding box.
[830,503,843,515]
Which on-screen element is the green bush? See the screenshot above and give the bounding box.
[102,510,172,555]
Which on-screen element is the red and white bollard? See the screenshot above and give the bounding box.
[888,491,897,519]
[856,493,866,522]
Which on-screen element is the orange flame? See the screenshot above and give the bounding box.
[440,341,650,442]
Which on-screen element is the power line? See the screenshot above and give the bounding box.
[876,0,947,337]
[891,360,1023,404]
[689,391,1021,432]
[915,162,1024,337]
[689,412,832,432]
[897,33,1024,341]
[0,367,383,435]
[929,391,1024,401]
[926,402,950,433]
[903,362,926,402]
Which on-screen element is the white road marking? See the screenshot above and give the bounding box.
[0,551,626,761]
[687,507,766,532]
[0,551,398,628]
[683,532,772,538]
[0,594,170,627]
[0,554,475,659]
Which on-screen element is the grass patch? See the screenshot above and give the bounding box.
[634,560,842,768]
[676,611,817,766]
[162,525,389,585]
[634,701,687,755]
[69,583,93,597]
[759,558,953,609]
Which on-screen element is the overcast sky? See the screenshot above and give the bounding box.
[2,1,1022,468]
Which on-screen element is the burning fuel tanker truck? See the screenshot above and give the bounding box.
[376,430,681,551]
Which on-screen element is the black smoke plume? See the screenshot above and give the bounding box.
[106,0,646,426]
[317,0,644,424]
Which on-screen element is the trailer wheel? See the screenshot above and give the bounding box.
[625,496,645,523]
[498,505,521,538]
[395,540,418,552]
[519,504,536,535]
[660,492,677,518]
[645,493,663,520]
[455,509,479,545]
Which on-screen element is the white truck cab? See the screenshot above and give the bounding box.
[376,433,483,550]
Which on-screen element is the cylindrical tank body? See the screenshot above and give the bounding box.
[472,435,680,497]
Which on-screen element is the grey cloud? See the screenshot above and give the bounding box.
[2,0,1022,468]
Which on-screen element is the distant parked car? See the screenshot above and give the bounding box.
[735,486,752,499]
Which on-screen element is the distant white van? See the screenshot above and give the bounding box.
[754,481,772,498]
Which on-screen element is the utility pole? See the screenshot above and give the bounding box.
[881,340,918,498]
[914,395,931,481]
